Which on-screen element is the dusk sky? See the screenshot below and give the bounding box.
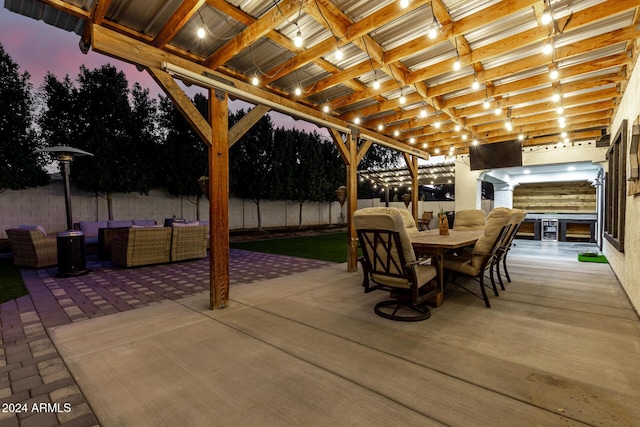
[0,2,326,134]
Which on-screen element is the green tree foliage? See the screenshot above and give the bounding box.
[157,93,208,219]
[278,128,344,226]
[0,43,48,192]
[67,64,158,219]
[229,110,279,230]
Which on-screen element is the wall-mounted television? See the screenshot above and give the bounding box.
[469,140,523,171]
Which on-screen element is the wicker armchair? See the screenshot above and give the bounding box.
[111,227,172,267]
[170,225,208,262]
[6,229,58,268]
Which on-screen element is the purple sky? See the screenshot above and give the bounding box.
[0,3,326,135]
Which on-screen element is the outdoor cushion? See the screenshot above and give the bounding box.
[79,221,108,238]
[19,224,48,236]
[108,220,133,228]
[133,219,156,227]
[454,210,486,230]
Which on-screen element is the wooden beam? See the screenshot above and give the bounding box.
[209,88,230,309]
[80,0,111,52]
[329,128,350,164]
[204,0,308,68]
[152,0,205,48]
[346,133,358,272]
[357,140,373,165]
[147,66,212,146]
[228,104,271,147]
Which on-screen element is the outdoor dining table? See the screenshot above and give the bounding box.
[411,229,485,307]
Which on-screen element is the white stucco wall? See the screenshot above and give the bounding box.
[603,55,640,313]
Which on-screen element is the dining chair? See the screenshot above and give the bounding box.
[443,214,512,308]
[417,211,433,230]
[493,209,527,289]
[453,209,486,230]
[354,207,438,321]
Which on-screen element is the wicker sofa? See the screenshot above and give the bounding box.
[111,225,208,267]
[6,229,58,268]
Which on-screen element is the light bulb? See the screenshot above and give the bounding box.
[552,93,561,102]
[541,12,552,25]
[462,134,468,140]
[377,124,384,131]
[556,106,564,114]
[294,30,303,48]
[454,124,461,132]
[354,117,361,125]
[472,79,480,90]
[394,130,400,137]
[434,121,441,128]
[322,105,329,113]
[428,27,437,39]
[409,137,416,144]
[550,68,559,80]
[559,116,566,127]
[420,109,427,118]
[453,59,461,71]
[435,148,440,154]
[197,28,206,39]
[422,143,428,149]
[399,95,406,104]
[561,131,567,137]
[564,137,570,144]
[495,107,502,115]
[335,47,343,60]
[518,133,524,141]
[294,86,302,96]
[543,43,553,54]
[483,100,490,109]
[251,75,259,86]
[505,121,513,131]
[400,0,409,8]
[373,79,380,90]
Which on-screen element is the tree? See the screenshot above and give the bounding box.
[279,128,344,227]
[229,110,279,231]
[68,64,159,219]
[157,93,208,219]
[0,43,48,192]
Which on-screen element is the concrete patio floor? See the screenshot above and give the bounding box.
[2,241,640,426]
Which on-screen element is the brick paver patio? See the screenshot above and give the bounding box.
[0,250,333,427]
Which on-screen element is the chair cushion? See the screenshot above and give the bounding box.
[79,221,108,237]
[443,254,478,276]
[354,207,416,265]
[373,263,436,289]
[108,220,133,228]
[471,213,512,270]
[454,210,486,230]
[132,219,156,227]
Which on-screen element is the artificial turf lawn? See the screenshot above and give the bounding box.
[230,232,358,263]
[0,258,28,304]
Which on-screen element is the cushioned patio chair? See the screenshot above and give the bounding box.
[170,225,208,262]
[6,228,58,268]
[354,207,438,321]
[493,209,527,289]
[453,209,486,230]
[111,227,172,267]
[443,213,511,308]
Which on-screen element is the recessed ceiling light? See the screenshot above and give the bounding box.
[568,166,576,171]
[523,169,531,174]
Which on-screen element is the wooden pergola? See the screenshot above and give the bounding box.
[6,0,638,309]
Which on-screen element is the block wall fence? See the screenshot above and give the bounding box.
[0,180,464,239]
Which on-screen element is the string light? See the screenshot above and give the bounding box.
[322,105,330,113]
[294,30,303,48]
[428,27,437,39]
[400,0,409,8]
[543,41,554,55]
[197,28,206,39]
[399,93,406,104]
[420,109,428,118]
[335,47,343,60]
[483,100,490,109]
[377,123,384,131]
[409,137,416,144]
[434,120,441,128]
[495,107,502,115]
[552,93,561,102]
[294,86,302,96]
[462,134,468,140]
[435,148,440,154]
[251,75,259,86]
[472,79,480,90]
[354,117,361,125]
[453,59,461,71]
[541,11,552,25]
[454,124,461,132]
[373,79,380,90]
[505,121,513,131]
[472,139,478,145]
[550,67,559,80]
[556,106,564,114]
[394,130,400,137]
[518,133,524,141]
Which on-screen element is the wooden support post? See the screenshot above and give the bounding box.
[209,89,230,309]
[403,153,419,224]
[346,133,358,272]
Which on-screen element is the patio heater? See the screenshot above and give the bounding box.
[36,145,93,277]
